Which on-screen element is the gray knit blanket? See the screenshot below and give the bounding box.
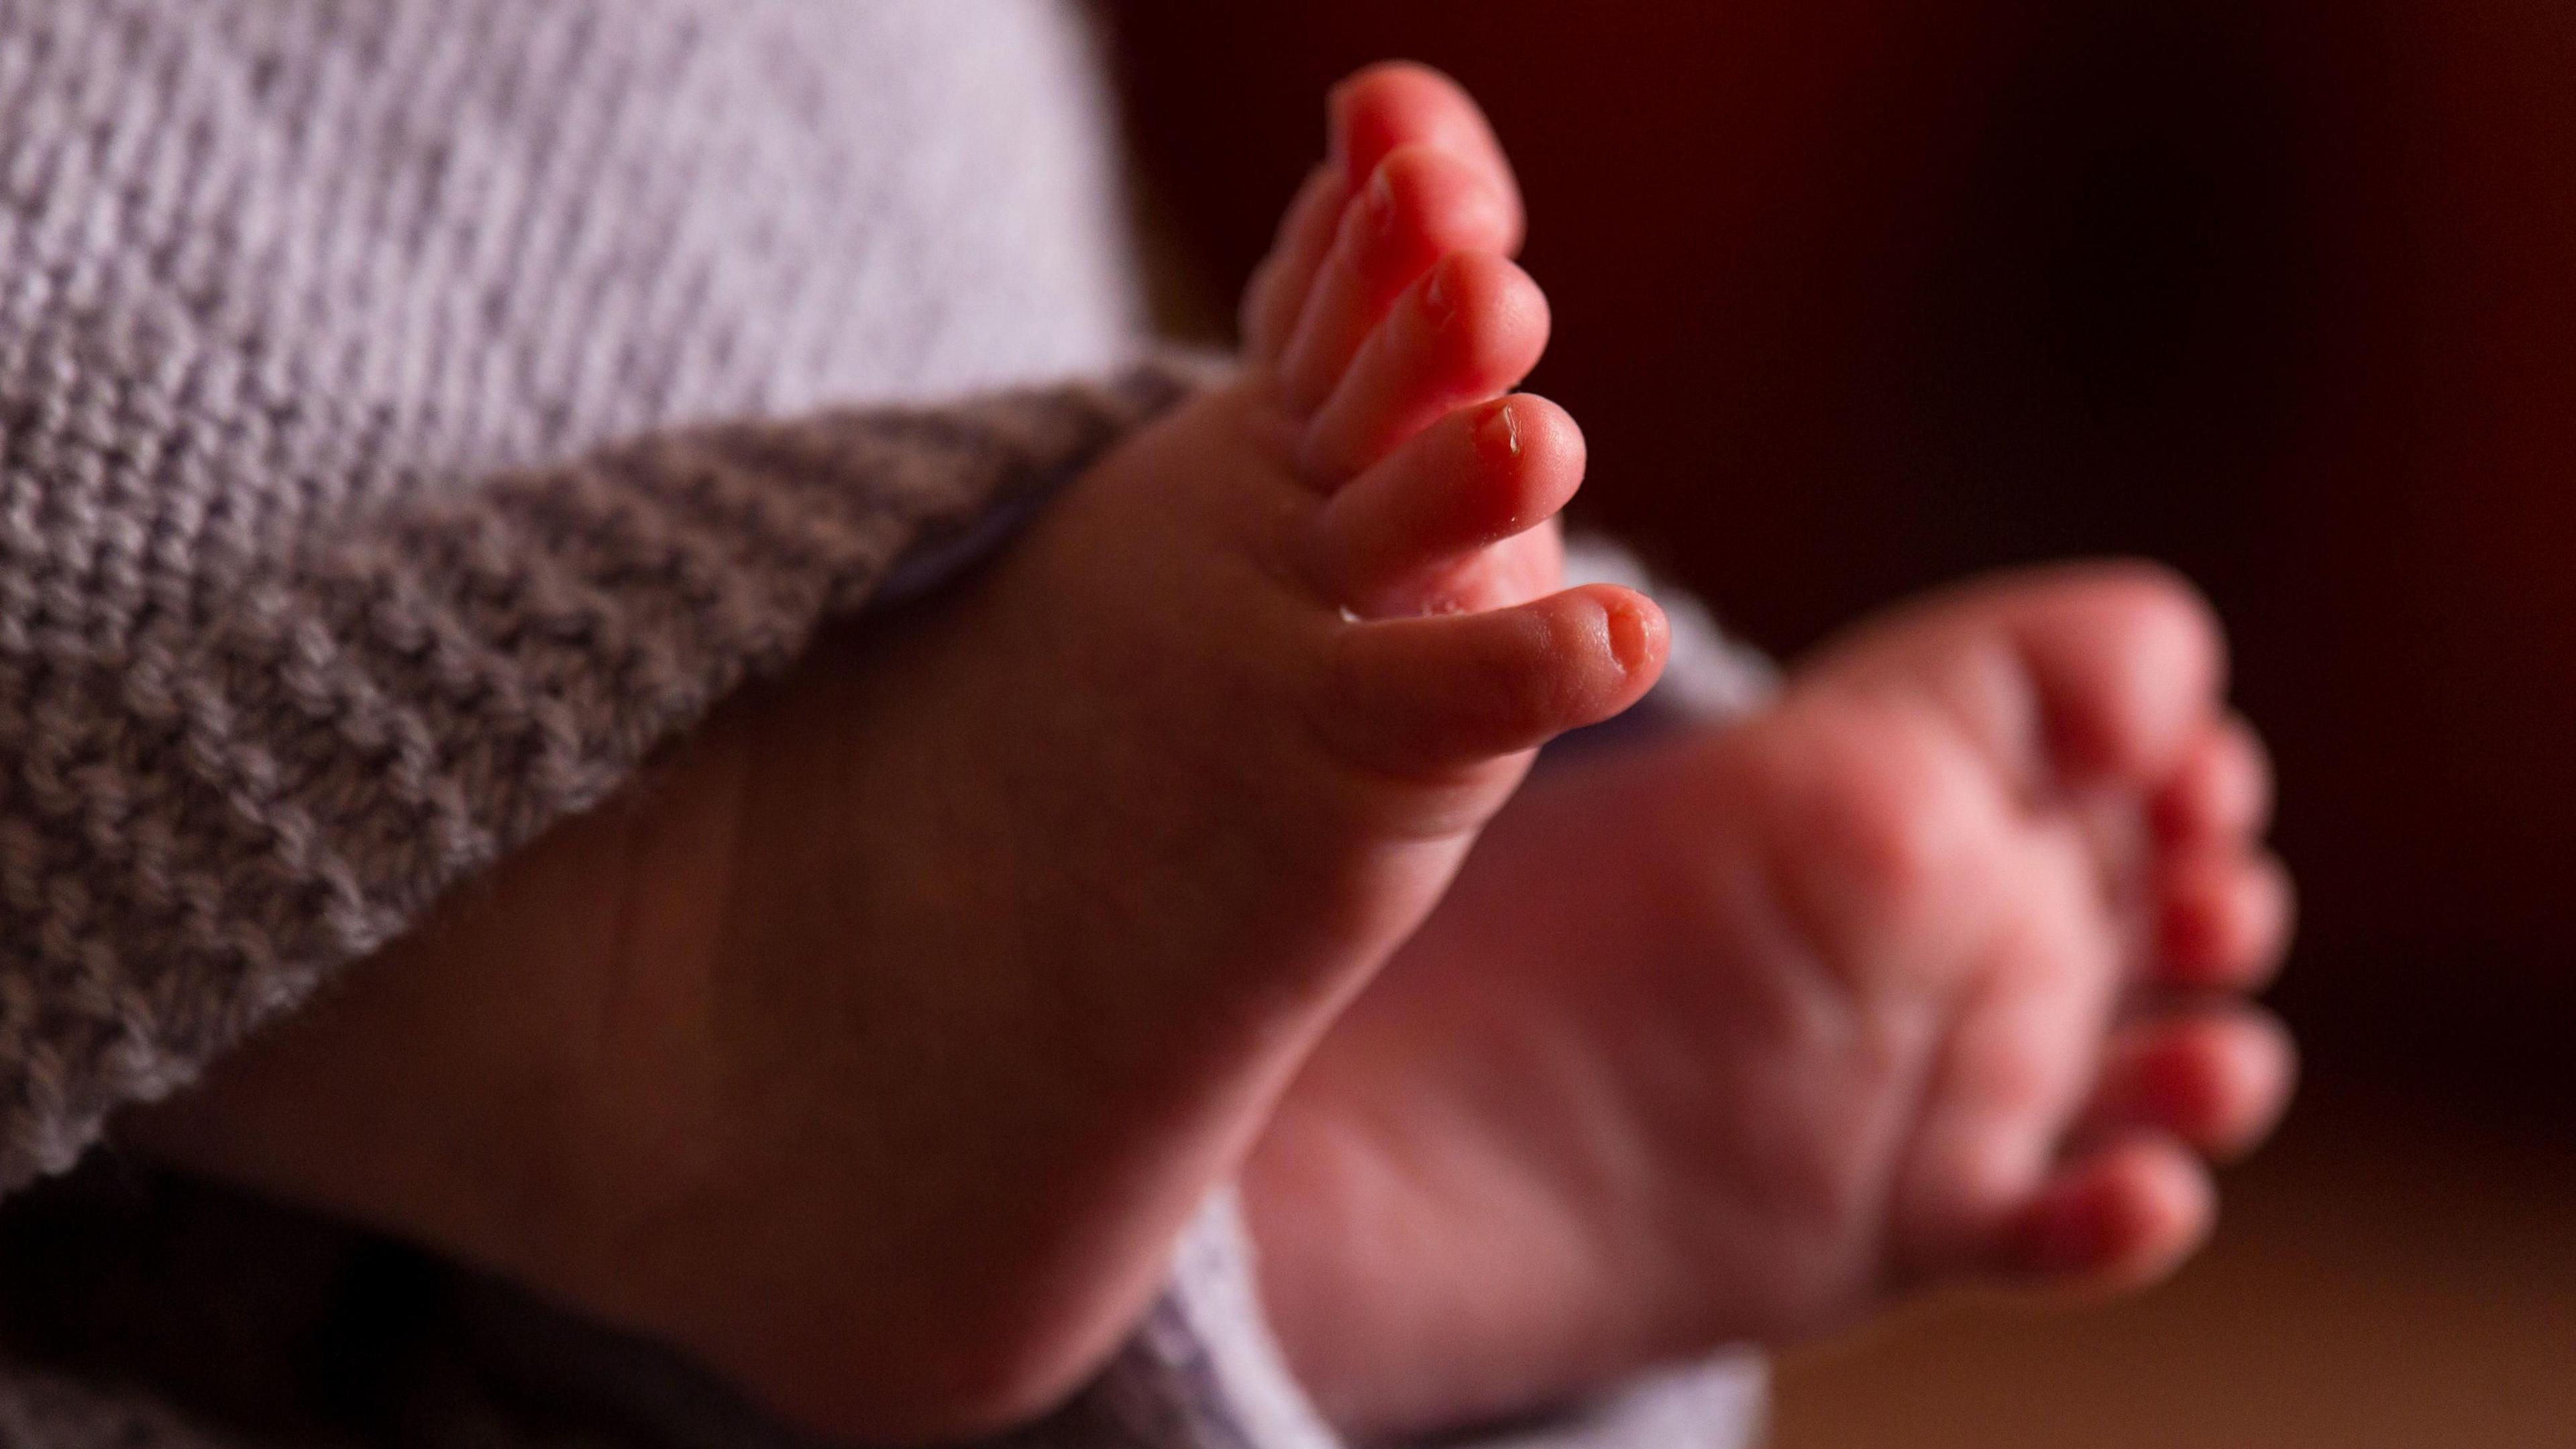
[0,4,1765,1447]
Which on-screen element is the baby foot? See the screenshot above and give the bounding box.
[1246,565,2296,1438]
[125,66,1655,1442]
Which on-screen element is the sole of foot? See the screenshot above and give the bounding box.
[1248,562,2296,1440]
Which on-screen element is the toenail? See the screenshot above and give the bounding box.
[1362,168,1399,235]
[1605,597,1655,675]
[1422,260,1460,329]
[1475,400,1523,467]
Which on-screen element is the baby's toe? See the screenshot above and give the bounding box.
[1305,394,1581,617]
[2151,845,2296,991]
[1278,146,1523,419]
[2081,1008,2298,1160]
[1999,1136,2216,1291]
[2152,713,2274,851]
[1318,584,1666,779]
[1244,164,1355,370]
[1298,252,1550,486]
[1246,64,1525,378]
[1328,62,1525,248]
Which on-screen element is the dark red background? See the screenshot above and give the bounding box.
[1112,0,2576,1116]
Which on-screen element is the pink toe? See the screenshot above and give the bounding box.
[1328,62,1525,250]
[2004,1136,2214,1291]
[1306,394,1585,616]
[2153,848,2296,990]
[2084,1010,2298,1159]
[1299,252,1553,484]
[1321,585,1667,777]
[2152,714,2275,849]
[1279,146,1523,416]
[1244,164,1357,368]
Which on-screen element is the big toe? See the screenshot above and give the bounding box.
[1321,584,1667,780]
[1805,561,2229,801]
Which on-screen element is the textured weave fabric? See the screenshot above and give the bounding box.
[0,5,1769,1448]
[0,366,1186,1189]
[0,0,1147,1190]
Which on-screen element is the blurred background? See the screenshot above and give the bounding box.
[1110,1,2574,1443]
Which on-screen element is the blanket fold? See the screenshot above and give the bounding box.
[0,366,1187,1191]
[0,4,1768,1448]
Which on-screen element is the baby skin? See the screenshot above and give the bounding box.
[1241,68,2295,1440]
[119,62,2294,1449]
[125,64,1658,1446]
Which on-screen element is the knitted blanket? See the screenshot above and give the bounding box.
[0,4,1765,1447]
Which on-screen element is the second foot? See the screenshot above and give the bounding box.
[1247,562,2297,1440]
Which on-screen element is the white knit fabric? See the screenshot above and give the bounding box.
[0,5,1768,1448]
[0,0,1150,1187]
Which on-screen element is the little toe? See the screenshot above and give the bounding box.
[1998,1136,2215,1291]
[1299,252,1550,485]
[1320,584,1666,777]
[2151,846,2296,991]
[2081,1009,2298,1160]
[1328,61,1526,250]
[1244,164,1355,370]
[1277,146,1523,417]
[1305,395,1583,616]
[2151,714,2274,851]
